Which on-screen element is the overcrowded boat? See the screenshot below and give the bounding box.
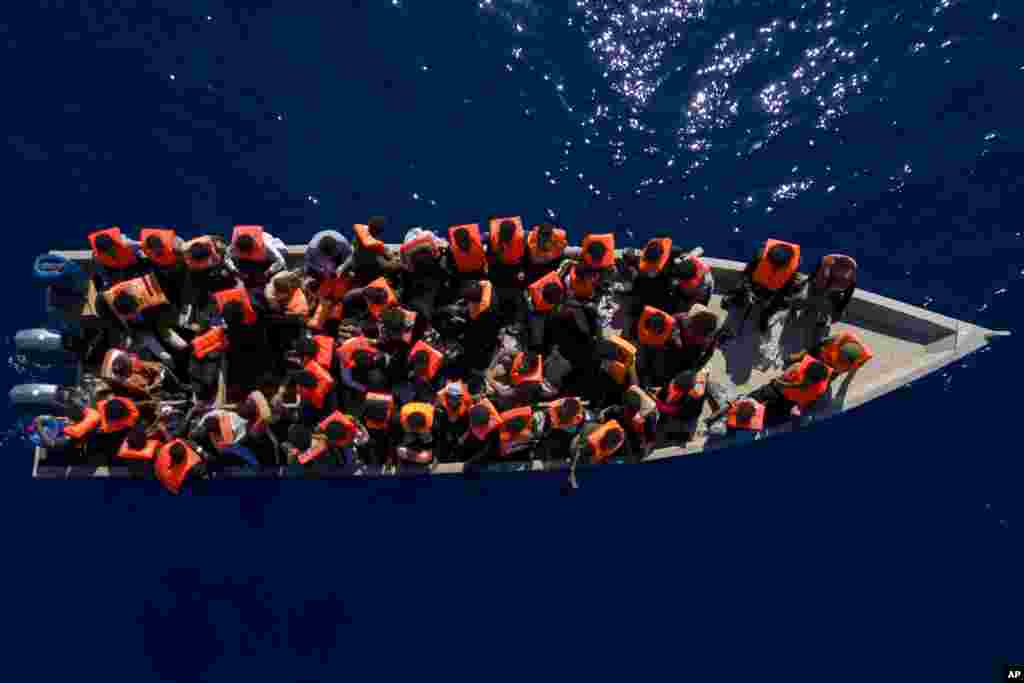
[10,219,1009,493]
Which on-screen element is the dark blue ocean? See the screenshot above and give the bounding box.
[3,1,1022,680]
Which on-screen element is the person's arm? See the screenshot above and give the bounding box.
[264,237,287,276]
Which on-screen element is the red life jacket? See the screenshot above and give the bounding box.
[364,277,398,320]
[751,239,801,291]
[817,331,873,374]
[637,306,674,347]
[510,353,543,386]
[547,398,584,430]
[488,216,526,266]
[779,356,832,409]
[448,224,488,273]
[677,256,711,293]
[118,436,161,461]
[63,408,101,440]
[400,233,439,267]
[299,360,335,410]
[498,406,533,456]
[231,225,267,262]
[567,264,596,300]
[587,420,624,464]
[469,280,493,320]
[183,236,221,271]
[726,399,765,432]
[337,336,378,370]
[527,226,567,264]
[408,340,443,383]
[97,398,140,433]
[102,274,169,323]
[364,392,395,431]
[213,287,258,325]
[318,411,358,448]
[139,228,179,267]
[354,223,386,254]
[192,327,229,359]
[639,238,672,276]
[527,271,564,313]
[154,440,202,495]
[308,335,335,369]
[581,233,615,270]
[88,227,138,269]
[468,398,501,441]
[317,274,354,300]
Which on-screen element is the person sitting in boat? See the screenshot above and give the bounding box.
[592,335,639,408]
[433,380,473,463]
[653,369,709,426]
[115,425,164,464]
[182,235,239,308]
[407,339,445,402]
[788,330,873,379]
[359,391,399,467]
[494,404,546,461]
[138,228,188,306]
[340,217,403,285]
[399,227,448,323]
[703,392,766,445]
[524,222,568,282]
[189,408,259,468]
[291,363,337,424]
[723,239,809,333]
[621,236,690,315]
[433,280,498,373]
[486,215,527,287]
[487,351,560,408]
[154,439,209,495]
[293,412,368,469]
[741,356,833,428]
[225,225,288,287]
[88,226,148,289]
[634,304,676,386]
[668,252,714,313]
[523,269,567,351]
[567,419,629,481]
[397,401,442,466]
[376,306,420,361]
[672,305,721,373]
[801,254,858,339]
[99,347,171,397]
[456,397,503,466]
[334,334,379,399]
[304,229,351,282]
[100,272,188,364]
[599,386,658,461]
[446,223,489,282]
[260,271,309,319]
[534,396,589,462]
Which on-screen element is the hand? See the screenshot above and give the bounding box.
[789,405,802,418]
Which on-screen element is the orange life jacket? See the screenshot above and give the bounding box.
[278,287,309,317]
[436,381,471,420]
[408,340,443,382]
[117,436,162,461]
[488,216,526,266]
[338,336,378,370]
[637,306,674,347]
[182,236,222,271]
[527,226,568,264]
[139,228,179,267]
[751,239,801,291]
[297,440,329,465]
[231,225,267,262]
[547,398,584,430]
[308,335,335,369]
[581,233,615,270]
[604,336,637,386]
[814,254,858,292]
[448,224,488,273]
[88,227,138,269]
[469,398,502,441]
[317,274,354,301]
[510,353,543,386]
[299,359,335,410]
[567,264,596,300]
[364,277,398,320]
[655,372,706,416]
[208,413,237,451]
[469,280,493,320]
[307,300,345,331]
[779,356,832,409]
[192,327,229,359]
[587,420,624,464]
[154,440,202,495]
[727,399,766,432]
[214,287,258,326]
[400,233,439,267]
[102,274,169,322]
[498,406,534,456]
[527,270,565,313]
[317,411,357,448]
[364,392,395,431]
[817,331,873,374]
[97,398,140,433]
[353,223,386,254]
[677,256,711,292]
[63,408,101,440]
[639,238,672,275]
[400,402,435,435]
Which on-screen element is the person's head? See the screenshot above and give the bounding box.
[804,360,829,384]
[624,387,644,412]
[367,216,386,238]
[676,257,698,281]
[585,240,607,264]
[839,342,863,365]
[557,398,581,423]
[353,349,375,370]
[469,404,491,428]
[541,282,563,306]
[188,241,211,262]
[767,243,794,268]
[126,425,148,450]
[113,292,139,317]
[445,382,464,403]
[407,411,427,431]
[104,398,128,421]
[111,354,132,378]
[363,396,389,422]
[235,233,256,255]
[168,442,187,466]
[537,223,555,247]
[504,414,528,434]
[644,312,667,335]
[288,424,313,451]
[642,240,664,263]
[410,350,429,371]
[325,420,347,442]
[66,403,85,423]
[221,300,244,326]
[319,235,338,258]
[461,281,484,302]
[144,234,165,255]
[599,426,623,451]
[453,227,472,251]
[498,220,516,244]
[735,400,757,424]
[94,233,117,255]
[293,370,317,388]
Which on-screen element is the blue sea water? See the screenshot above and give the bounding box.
[2,1,1023,680]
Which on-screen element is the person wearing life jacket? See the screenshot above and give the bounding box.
[337,216,403,284]
[552,260,598,340]
[357,391,398,467]
[261,271,309,318]
[622,237,687,314]
[703,391,766,445]
[634,304,675,385]
[668,252,714,312]
[88,226,146,288]
[376,306,420,361]
[397,401,441,466]
[294,411,368,468]
[407,339,445,399]
[803,254,858,336]
[117,424,163,464]
[400,227,448,322]
[100,348,168,397]
[53,403,102,452]
[447,223,489,279]
[154,439,209,495]
[433,280,499,373]
[524,270,566,350]
[455,397,503,465]
[535,396,590,462]
[600,386,658,460]
[745,356,833,427]
[568,419,628,480]
[225,225,288,286]
[789,330,873,378]
[724,239,809,333]
[304,229,352,281]
[593,335,639,403]
[581,233,616,273]
[525,222,568,281]
[671,304,722,373]
[495,405,545,460]
[182,235,239,301]
[139,227,187,305]
[335,335,384,400]
[433,380,473,463]
[291,361,338,422]
[489,351,560,407]
[188,408,257,468]
[653,369,709,426]
[486,216,528,309]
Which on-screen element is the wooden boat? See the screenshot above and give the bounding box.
[24,244,1010,480]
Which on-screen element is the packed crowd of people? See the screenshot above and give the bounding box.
[30,217,873,494]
